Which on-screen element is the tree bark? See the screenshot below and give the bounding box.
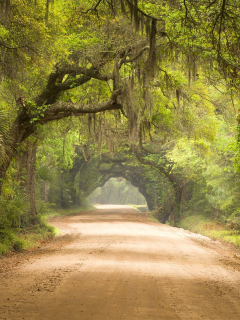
[17,139,38,222]
[138,186,154,211]
[135,149,185,224]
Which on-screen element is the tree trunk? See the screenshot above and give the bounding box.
[0,159,12,197]
[60,172,64,208]
[173,187,182,226]
[45,0,50,22]
[18,139,38,222]
[154,205,172,224]
[138,187,154,211]
[27,144,37,221]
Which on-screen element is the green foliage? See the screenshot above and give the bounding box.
[12,239,25,252]
[0,107,11,165]
[2,0,240,246]
[147,214,160,223]
[0,194,30,229]
[88,178,146,205]
[52,204,96,217]
[0,213,56,255]
[179,215,240,248]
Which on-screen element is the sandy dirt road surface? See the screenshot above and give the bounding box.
[1,205,240,320]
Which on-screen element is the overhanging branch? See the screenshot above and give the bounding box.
[21,90,123,141]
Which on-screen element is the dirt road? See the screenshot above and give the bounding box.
[1,205,240,320]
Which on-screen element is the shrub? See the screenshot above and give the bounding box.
[13,239,24,251]
[0,194,29,229]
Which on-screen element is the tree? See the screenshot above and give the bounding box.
[2,0,240,227]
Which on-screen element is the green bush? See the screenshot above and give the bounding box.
[0,229,23,253]
[179,215,240,248]
[0,243,9,255]
[0,194,29,229]
[227,217,240,231]
[0,229,14,242]
[0,196,56,255]
[36,199,55,216]
[13,239,24,251]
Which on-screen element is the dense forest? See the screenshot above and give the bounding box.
[1,0,240,252]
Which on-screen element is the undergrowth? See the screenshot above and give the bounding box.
[132,205,148,213]
[0,218,56,255]
[52,204,96,217]
[148,214,160,222]
[0,200,96,255]
[178,215,240,247]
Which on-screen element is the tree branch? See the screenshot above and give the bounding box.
[20,89,123,142]
[35,52,114,106]
[125,46,149,63]
[58,65,114,84]
[125,0,162,22]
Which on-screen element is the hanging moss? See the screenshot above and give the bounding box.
[127,0,133,22]
[146,19,157,79]
[133,0,139,32]
[106,134,115,156]
[93,113,96,134]
[97,117,103,158]
[145,17,150,40]
[88,114,93,136]
[140,14,144,35]
[122,82,140,143]
[120,0,127,15]
[176,89,180,107]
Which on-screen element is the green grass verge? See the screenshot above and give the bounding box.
[147,214,160,222]
[0,204,96,255]
[132,205,148,213]
[0,221,56,255]
[179,215,240,247]
[52,204,96,217]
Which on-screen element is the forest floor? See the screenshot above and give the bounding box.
[1,205,240,319]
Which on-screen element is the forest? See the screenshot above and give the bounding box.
[1,0,240,253]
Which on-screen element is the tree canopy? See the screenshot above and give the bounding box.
[1,0,240,241]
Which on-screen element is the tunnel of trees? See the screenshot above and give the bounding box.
[1,0,240,250]
[87,177,146,207]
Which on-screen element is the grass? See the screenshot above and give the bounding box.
[0,222,55,255]
[147,214,160,222]
[52,204,96,217]
[179,215,240,247]
[132,204,148,213]
[0,204,96,255]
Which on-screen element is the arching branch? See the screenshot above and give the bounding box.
[124,0,162,22]
[20,89,123,142]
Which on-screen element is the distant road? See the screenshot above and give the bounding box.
[1,205,240,319]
